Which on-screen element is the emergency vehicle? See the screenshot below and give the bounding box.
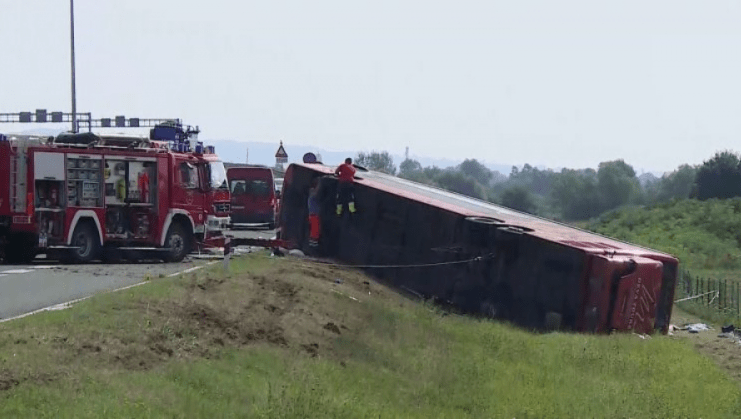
[0,122,230,264]
[226,166,277,229]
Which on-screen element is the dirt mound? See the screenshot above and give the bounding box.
[38,257,391,375]
[0,256,399,392]
[0,368,56,392]
[323,322,341,334]
[0,371,19,392]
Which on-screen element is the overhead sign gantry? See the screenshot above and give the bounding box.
[0,109,195,134]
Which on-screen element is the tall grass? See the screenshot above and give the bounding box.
[0,255,739,418]
[588,198,741,275]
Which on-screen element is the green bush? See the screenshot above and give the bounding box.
[587,198,741,273]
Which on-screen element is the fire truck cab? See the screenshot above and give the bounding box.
[0,124,230,264]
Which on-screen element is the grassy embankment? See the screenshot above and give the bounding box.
[0,253,739,418]
[587,198,741,279]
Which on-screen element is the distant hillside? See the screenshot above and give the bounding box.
[205,139,513,175]
[3,128,566,177]
[586,198,741,275]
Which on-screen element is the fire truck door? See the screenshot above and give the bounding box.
[174,160,205,229]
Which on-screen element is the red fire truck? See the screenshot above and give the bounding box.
[0,123,230,264]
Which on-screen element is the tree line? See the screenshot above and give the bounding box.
[353,149,741,221]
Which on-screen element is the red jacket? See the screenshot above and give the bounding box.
[335,163,356,183]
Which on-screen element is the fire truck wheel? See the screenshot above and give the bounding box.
[69,222,102,263]
[164,223,191,263]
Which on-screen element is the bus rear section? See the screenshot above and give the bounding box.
[227,167,276,229]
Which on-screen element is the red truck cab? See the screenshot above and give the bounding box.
[227,166,276,229]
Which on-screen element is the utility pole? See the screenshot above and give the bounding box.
[70,0,77,132]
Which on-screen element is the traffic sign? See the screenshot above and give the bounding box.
[275,141,288,164]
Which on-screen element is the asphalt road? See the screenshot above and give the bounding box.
[0,228,275,322]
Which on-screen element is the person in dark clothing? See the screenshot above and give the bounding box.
[335,157,357,216]
[308,178,321,246]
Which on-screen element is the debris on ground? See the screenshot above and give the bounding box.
[634,333,651,340]
[190,246,257,260]
[191,254,225,260]
[671,308,741,385]
[683,323,712,333]
[674,321,741,345]
[714,324,741,343]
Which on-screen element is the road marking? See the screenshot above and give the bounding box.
[167,261,218,277]
[0,296,91,323]
[0,274,6,278]
[0,261,219,323]
[1,269,35,274]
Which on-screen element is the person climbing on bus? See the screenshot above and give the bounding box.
[334,157,357,216]
[308,177,322,247]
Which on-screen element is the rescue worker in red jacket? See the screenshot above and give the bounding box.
[335,157,357,216]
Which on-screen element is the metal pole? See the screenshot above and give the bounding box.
[70,0,77,133]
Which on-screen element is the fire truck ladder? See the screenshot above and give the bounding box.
[7,135,46,214]
[9,138,29,213]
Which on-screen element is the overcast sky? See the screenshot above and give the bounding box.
[2,0,740,172]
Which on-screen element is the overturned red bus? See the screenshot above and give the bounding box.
[277,162,678,335]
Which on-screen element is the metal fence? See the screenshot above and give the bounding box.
[678,270,741,319]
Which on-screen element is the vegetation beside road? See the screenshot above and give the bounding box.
[358,149,741,227]
[587,198,741,278]
[0,253,739,418]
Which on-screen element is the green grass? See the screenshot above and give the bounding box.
[0,253,740,418]
[586,198,741,322]
[587,198,741,274]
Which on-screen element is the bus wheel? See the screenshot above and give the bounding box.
[164,223,191,263]
[68,223,102,263]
